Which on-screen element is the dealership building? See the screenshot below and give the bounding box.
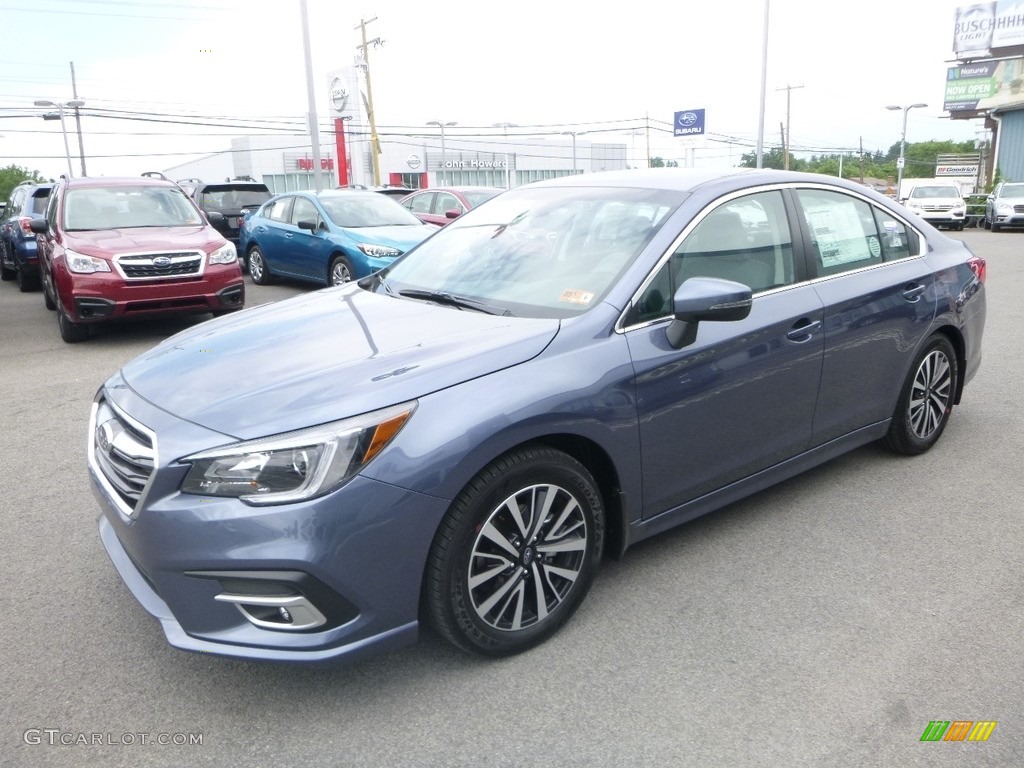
[164,67,629,193]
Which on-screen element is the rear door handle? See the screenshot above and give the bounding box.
[786,319,821,342]
[902,284,926,302]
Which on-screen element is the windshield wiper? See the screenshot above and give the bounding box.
[396,289,513,316]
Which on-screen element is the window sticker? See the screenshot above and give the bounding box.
[559,289,594,305]
[867,235,881,258]
[803,201,871,267]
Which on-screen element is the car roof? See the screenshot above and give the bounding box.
[63,176,180,189]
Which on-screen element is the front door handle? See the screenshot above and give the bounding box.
[786,319,821,342]
[902,284,926,302]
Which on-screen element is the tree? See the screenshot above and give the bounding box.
[0,165,48,203]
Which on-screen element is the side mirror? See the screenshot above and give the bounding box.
[206,211,226,225]
[666,277,753,349]
[444,208,462,220]
[296,219,319,232]
[29,218,48,234]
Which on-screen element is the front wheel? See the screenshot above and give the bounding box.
[57,307,89,343]
[883,335,958,455]
[329,255,354,286]
[424,447,605,657]
[248,246,273,285]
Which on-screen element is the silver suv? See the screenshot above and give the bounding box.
[984,181,1024,231]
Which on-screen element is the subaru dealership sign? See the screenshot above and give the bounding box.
[674,109,705,136]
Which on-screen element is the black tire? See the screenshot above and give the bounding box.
[991,221,1002,232]
[0,261,13,281]
[883,335,958,455]
[247,246,273,285]
[328,255,354,286]
[424,446,604,657]
[42,279,56,310]
[16,264,39,293]
[57,307,89,343]
[983,216,991,230]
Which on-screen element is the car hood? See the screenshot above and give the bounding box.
[341,224,436,251]
[65,226,224,256]
[120,285,559,439]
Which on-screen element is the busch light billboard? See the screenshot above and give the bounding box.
[674,109,705,136]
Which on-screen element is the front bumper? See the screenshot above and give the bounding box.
[59,264,244,323]
[90,382,449,662]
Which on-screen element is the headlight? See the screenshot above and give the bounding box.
[951,206,966,215]
[180,402,416,505]
[66,248,110,274]
[209,242,237,264]
[357,243,401,258]
[997,203,1013,214]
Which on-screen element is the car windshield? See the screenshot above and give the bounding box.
[199,185,272,211]
[910,186,961,199]
[319,193,423,227]
[462,189,503,207]
[373,186,682,319]
[999,182,1024,199]
[63,186,204,230]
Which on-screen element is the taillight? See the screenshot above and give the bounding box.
[968,256,986,283]
[18,217,33,234]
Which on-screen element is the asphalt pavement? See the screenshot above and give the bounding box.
[1,230,1021,767]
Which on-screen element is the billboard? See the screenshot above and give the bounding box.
[944,57,1024,113]
[953,2,1024,59]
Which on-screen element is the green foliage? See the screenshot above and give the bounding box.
[0,165,49,203]
[738,139,979,183]
[650,157,666,168]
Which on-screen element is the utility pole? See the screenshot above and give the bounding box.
[755,0,770,167]
[859,137,864,183]
[69,61,86,176]
[776,83,804,171]
[355,17,384,186]
[299,0,323,191]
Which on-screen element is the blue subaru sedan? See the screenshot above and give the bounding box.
[90,169,987,663]
[238,188,436,286]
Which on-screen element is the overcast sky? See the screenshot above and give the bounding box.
[0,0,984,179]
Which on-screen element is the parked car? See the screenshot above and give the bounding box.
[337,184,416,200]
[900,183,967,230]
[239,188,436,287]
[177,177,272,248]
[90,169,986,664]
[983,180,1024,230]
[33,175,245,343]
[1,180,53,291]
[400,186,503,226]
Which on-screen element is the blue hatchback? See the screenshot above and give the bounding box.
[91,169,987,664]
[238,189,436,287]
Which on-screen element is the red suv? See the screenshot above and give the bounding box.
[32,176,245,343]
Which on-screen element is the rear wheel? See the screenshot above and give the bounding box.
[16,263,39,292]
[883,335,958,455]
[248,246,273,285]
[329,255,354,286]
[424,447,604,657]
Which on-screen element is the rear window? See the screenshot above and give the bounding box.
[199,185,272,211]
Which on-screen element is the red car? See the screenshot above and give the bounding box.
[32,176,245,343]
[399,186,503,227]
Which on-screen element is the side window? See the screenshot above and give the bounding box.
[871,208,913,261]
[434,192,461,214]
[408,192,434,214]
[291,197,320,227]
[46,188,60,229]
[625,190,793,326]
[795,189,885,276]
[267,197,292,223]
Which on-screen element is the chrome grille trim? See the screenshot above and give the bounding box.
[89,395,157,518]
[114,250,205,280]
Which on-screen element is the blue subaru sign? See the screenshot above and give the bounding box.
[673,109,705,137]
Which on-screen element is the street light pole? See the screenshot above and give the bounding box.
[35,99,85,178]
[886,102,927,195]
[427,120,456,185]
[560,130,589,175]
[492,122,517,188]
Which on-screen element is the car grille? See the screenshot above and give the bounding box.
[91,397,156,515]
[117,251,204,280]
[921,204,955,212]
[1013,204,1024,214]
